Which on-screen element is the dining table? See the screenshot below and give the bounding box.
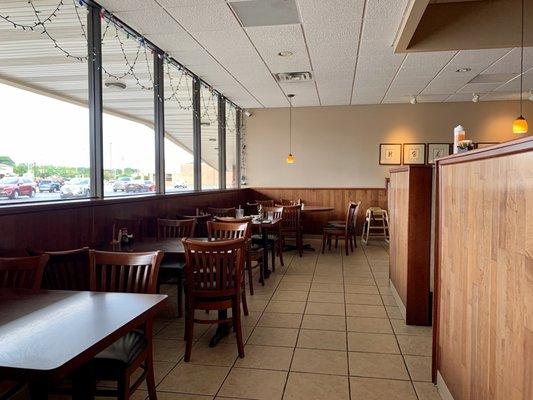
[0,289,167,399]
[284,205,335,251]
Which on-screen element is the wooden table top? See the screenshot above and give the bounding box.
[0,289,167,377]
[301,206,334,212]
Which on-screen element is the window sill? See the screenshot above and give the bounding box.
[0,189,246,216]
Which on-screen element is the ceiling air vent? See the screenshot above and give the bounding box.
[274,72,313,83]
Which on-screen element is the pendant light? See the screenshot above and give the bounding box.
[286,94,295,164]
[513,0,528,134]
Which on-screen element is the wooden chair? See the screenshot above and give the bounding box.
[112,218,144,243]
[29,247,91,291]
[280,205,304,257]
[177,213,212,238]
[89,250,164,400]
[327,201,361,251]
[253,206,284,270]
[211,218,265,294]
[244,203,259,216]
[182,238,247,362]
[157,218,196,318]
[207,207,236,218]
[277,199,298,206]
[0,255,49,289]
[255,199,275,207]
[322,202,358,255]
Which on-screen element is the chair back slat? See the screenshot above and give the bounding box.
[207,207,236,218]
[208,220,250,240]
[28,247,91,291]
[0,255,49,290]
[262,206,283,220]
[89,250,163,294]
[157,218,196,239]
[183,238,245,298]
[281,204,302,229]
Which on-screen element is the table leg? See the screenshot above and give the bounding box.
[208,310,231,348]
[262,228,271,278]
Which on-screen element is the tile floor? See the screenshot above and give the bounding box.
[133,239,442,400]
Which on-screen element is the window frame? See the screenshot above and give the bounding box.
[0,0,242,209]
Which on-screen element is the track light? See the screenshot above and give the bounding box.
[244,110,252,117]
[410,96,418,105]
[472,94,480,103]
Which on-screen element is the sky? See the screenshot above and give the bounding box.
[0,82,192,173]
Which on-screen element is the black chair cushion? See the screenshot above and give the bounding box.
[159,260,185,271]
[95,331,146,365]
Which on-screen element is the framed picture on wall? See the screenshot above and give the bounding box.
[379,143,402,165]
[403,143,426,165]
[475,142,499,149]
[427,143,452,164]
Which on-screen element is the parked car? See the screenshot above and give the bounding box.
[125,180,149,193]
[60,178,90,199]
[38,179,61,193]
[144,180,155,192]
[0,177,36,199]
[113,176,132,192]
[174,181,187,189]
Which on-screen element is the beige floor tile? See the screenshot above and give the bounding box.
[245,299,269,312]
[372,271,389,279]
[344,284,379,294]
[277,281,311,291]
[310,282,344,292]
[283,372,350,400]
[349,352,409,380]
[375,278,390,287]
[257,312,302,328]
[156,393,211,400]
[345,293,383,305]
[347,317,393,334]
[247,326,299,347]
[154,361,177,384]
[272,290,308,301]
[307,291,345,303]
[346,304,387,318]
[188,343,238,366]
[391,319,433,336]
[305,302,345,316]
[301,314,347,331]
[218,367,287,400]
[312,275,344,284]
[282,275,313,283]
[153,339,186,362]
[265,300,306,314]
[404,355,432,382]
[291,348,348,375]
[347,332,400,354]
[397,335,432,356]
[158,363,229,395]
[413,382,443,400]
[241,310,262,327]
[381,295,397,306]
[199,324,254,346]
[350,377,417,399]
[385,305,403,320]
[297,329,347,351]
[235,344,293,370]
[343,276,375,286]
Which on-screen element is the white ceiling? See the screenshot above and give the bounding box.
[92,0,533,109]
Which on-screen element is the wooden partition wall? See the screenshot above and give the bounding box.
[388,166,432,326]
[249,187,388,235]
[433,137,533,399]
[0,189,249,252]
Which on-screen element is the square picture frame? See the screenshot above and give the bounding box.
[379,143,402,165]
[403,143,426,165]
[475,142,498,149]
[427,143,452,164]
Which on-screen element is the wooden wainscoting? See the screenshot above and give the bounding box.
[249,187,388,235]
[0,189,250,252]
[433,136,533,399]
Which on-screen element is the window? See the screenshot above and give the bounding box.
[164,61,194,193]
[200,85,220,190]
[101,20,155,196]
[225,102,239,188]
[0,1,90,204]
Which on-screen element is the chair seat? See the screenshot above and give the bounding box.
[327,220,345,226]
[95,331,146,365]
[251,233,279,242]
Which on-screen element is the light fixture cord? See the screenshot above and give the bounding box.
[520,0,525,115]
[289,97,292,153]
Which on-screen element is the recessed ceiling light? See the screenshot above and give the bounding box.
[472,93,480,103]
[278,51,293,57]
[410,96,418,105]
[456,68,472,73]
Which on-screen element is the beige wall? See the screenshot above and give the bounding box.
[244,101,531,188]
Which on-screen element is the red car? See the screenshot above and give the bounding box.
[0,177,36,199]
